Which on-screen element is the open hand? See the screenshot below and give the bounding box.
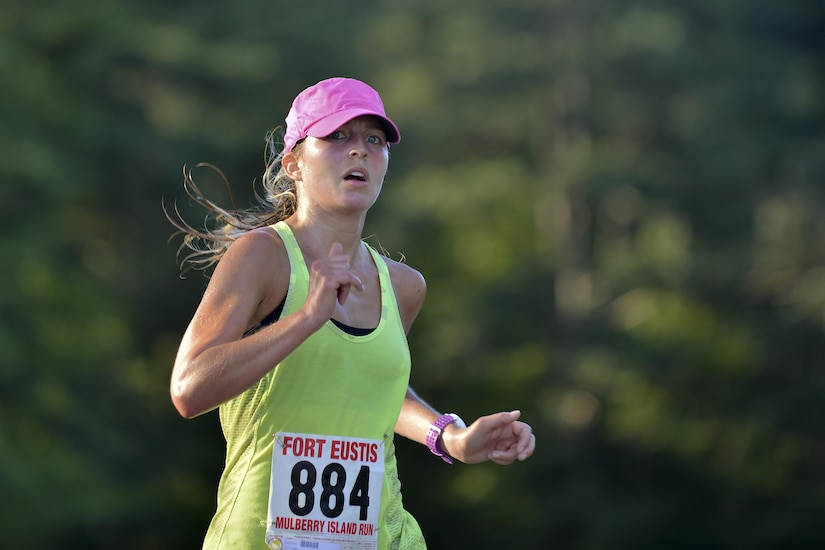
[443,410,536,465]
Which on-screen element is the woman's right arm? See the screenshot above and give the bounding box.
[170,229,310,418]
[171,230,363,418]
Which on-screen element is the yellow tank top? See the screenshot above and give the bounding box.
[202,221,426,549]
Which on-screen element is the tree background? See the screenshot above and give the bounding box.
[2,0,824,548]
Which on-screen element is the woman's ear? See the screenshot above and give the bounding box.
[282,151,301,181]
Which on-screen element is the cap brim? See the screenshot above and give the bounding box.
[305,109,401,144]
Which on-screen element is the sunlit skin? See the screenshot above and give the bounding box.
[286,116,390,223]
[171,115,536,465]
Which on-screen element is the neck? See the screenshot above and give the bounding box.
[285,213,366,262]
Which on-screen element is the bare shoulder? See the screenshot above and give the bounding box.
[383,256,426,291]
[382,256,427,333]
[205,226,290,324]
[215,227,286,279]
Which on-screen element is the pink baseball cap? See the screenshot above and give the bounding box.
[283,77,401,153]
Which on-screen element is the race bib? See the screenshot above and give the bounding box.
[266,432,384,550]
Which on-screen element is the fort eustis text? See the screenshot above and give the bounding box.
[280,435,380,463]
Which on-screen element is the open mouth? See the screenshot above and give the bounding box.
[345,171,366,182]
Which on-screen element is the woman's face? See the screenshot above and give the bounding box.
[287,116,390,216]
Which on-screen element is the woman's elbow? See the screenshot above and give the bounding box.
[170,377,202,419]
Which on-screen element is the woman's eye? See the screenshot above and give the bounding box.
[367,134,385,145]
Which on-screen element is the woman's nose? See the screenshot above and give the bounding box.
[349,137,368,157]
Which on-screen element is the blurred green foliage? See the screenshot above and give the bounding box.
[2,0,824,548]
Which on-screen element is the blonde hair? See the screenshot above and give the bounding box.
[166,131,300,275]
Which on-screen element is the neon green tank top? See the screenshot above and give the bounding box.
[203,221,426,549]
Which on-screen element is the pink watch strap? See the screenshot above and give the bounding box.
[426,413,460,464]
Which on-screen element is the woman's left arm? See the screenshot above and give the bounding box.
[387,259,536,464]
[395,389,536,465]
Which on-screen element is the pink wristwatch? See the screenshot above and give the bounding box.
[426,413,466,464]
